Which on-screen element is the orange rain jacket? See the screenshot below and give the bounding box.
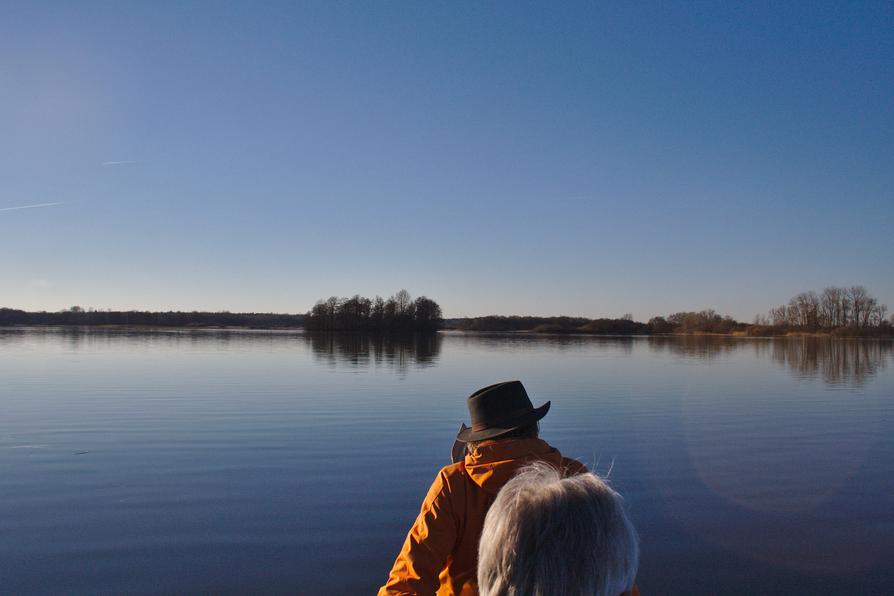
[378,437,591,596]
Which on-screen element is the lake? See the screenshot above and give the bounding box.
[1,328,892,595]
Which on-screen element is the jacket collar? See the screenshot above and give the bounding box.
[465,437,554,464]
[463,438,562,493]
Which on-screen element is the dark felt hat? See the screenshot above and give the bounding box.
[455,380,550,443]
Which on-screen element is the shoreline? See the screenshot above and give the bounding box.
[3,324,891,339]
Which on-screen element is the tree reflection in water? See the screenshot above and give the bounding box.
[305,332,891,384]
[647,335,742,361]
[1,327,889,386]
[761,337,890,386]
[443,331,636,356]
[304,332,442,374]
[649,335,892,386]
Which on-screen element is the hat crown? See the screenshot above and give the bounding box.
[467,381,533,430]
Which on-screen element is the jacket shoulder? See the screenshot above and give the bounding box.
[429,461,477,506]
[438,460,469,482]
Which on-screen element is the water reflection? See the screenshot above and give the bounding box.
[648,335,891,386]
[647,335,742,361]
[444,331,636,355]
[757,337,891,386]
[0,327,444,375]
[303,332,442,373]
[0,326,303,348]
[1,327,892,594]
[3,328,889,386]
[632,336,894,578]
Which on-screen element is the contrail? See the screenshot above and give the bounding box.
[102,160,137,166]
[0,201,65,212]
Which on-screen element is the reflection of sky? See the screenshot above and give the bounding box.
[1,330,892,594]
[2,4,893,319]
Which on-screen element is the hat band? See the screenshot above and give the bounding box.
[471,407,534,432]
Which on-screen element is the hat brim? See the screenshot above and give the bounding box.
[455,401,550,443]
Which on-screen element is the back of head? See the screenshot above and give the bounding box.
[464,422,539,455]
[478,462,639,596]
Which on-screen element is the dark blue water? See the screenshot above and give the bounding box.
[1,328,892,595]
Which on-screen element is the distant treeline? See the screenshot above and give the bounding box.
[0,307,304,328]
[3,285,890,337]
[448,311,748,335]
[305,289,442,332]
[448,315,649,335]
[448,287,893,337]
[750,286,892,336]
[647,310,745,335]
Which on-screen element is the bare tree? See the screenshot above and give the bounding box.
[789,292,820,328]
[862,297,878,327]
[371,296,385,324]
[772,285,887,330]
[384,297,397,320]
[394,289,412,316]
[849,286,869,327]
[769,304,788,326]
[870,302,887,327]
[839,291,852,326]
[820,287,841,327]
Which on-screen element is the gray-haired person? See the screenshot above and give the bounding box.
[478,462,641,596]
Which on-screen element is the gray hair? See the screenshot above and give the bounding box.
[478,462,639,596]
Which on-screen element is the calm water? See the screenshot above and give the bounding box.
[1,328,892,595]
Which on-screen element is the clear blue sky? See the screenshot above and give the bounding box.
[2,2,892,320]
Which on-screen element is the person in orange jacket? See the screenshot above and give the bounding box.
[378,380,588,596]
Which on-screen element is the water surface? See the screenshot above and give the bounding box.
[1,328,892,594]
